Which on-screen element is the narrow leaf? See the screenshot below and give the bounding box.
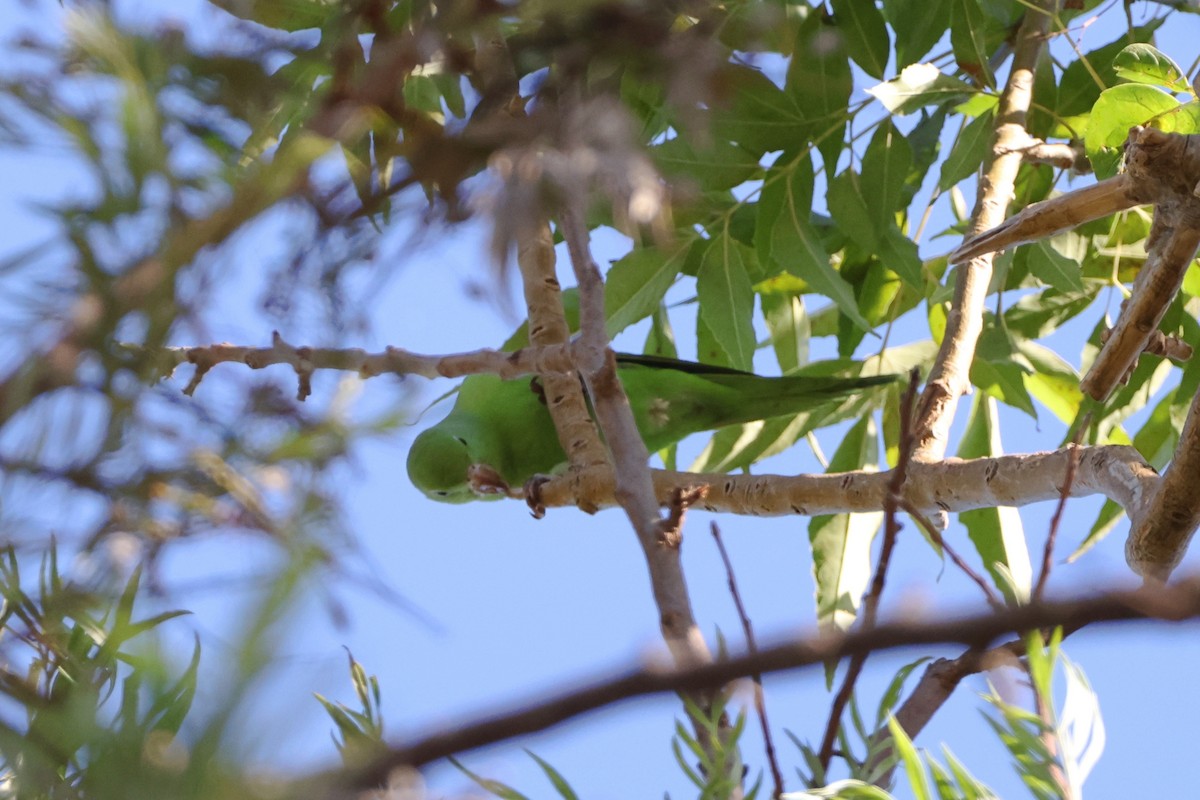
[697,235,757,371]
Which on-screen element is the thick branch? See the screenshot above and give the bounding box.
[1127,386,1200,579]
[949,175,1140,264]
[532,445,1156,524]
[301,576,1200,799]
[558,204,711,670]
[513,221,612,499]
[914,0,1059,461]
[1080,129,1200,401]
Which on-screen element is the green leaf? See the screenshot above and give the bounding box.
[697,235,758,371]
[809,416,882,638]
[828,169,879,251]
[956,394,1032,602]
[942,747,998,799]
[950,0,996,88]
[605,244,687,337]
[1018,341,1083,425]
[1025,237,1086,293]
[971,360,1036,417]
[526,751,580,800]
[830,0,891,80]
[689,413,809,473]
[877,224,925,291]
[888,716,933,800]
[644,303,678,359]
[1057,21,1163,120]
[862,121,913,227]
[757,149,814,268]
[1085,84,1179,178]
[868,63,978,115]
[788,15,853,168]
[771,189,872,330]
[1004,287,1096,340]
[938,108,995,190]
[876,657,932,728]
[1070,499,1124,562]
[652,137,762,191]
[450,757,532,800]
[715,65,808,155]
[884,0,953,69]
[762,293,810,374]
[1113,43,1191,93]
[208,0,334,30]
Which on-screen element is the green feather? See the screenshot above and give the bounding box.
[407,355,896,503]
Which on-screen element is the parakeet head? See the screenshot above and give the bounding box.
[406,427,489,503]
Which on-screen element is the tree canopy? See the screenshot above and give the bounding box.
[1,1,1200,798]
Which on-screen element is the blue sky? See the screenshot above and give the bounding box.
[2,2,1200,799]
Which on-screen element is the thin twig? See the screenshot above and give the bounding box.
[901,499,1004,611]
[1035,434,1086,602]
[302,576,1200,799]
[710,522,785,799]
[817,370,921,770]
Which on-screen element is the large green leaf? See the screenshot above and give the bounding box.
[770,177,872,330]
[884,0,953,69]
[950,0,996,88]
[1113,43,1191,93]
[697,235,758,371]
[1085,84,1179,178]
[862,120,913,228]
[788,14,853,168]
[604,243,689,337]
[1025,237,1086,294]
[938,108,995,190]
[1057,21,1163,121]
[1018,341,1084,425]
[809,416,882,638]
[714,64,808,155]
[828,169,879,251]
[830,0,891,80]
[762,293,810,374]
[651,136,761,191]
[956,394,1032,603]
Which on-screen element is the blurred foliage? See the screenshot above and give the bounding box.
[0,0,1195,797]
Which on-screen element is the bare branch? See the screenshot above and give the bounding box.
[157,334,578,398]
[949,175,1140,264]
[1128,386,1200,579]
[902,499,1004,611]
[531,445,1157,526]
[711,522,785,799]
[301,576,1200,799]
[914,0,1060,461]
[1036,428,1084,601]
[1080,132,1200,401]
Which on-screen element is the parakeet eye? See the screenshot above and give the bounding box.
[454,437,467,446]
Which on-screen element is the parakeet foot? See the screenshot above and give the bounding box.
[524,475,551,519]
[467,464,514,498]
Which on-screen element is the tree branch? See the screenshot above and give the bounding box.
[532,444,1156,524]
[1127,384,1200,579]
[300,576,1200,799]
[1079,129,1200,402]
[914,0,1060,461]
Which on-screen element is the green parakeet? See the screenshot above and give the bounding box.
[407,355,896,503]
